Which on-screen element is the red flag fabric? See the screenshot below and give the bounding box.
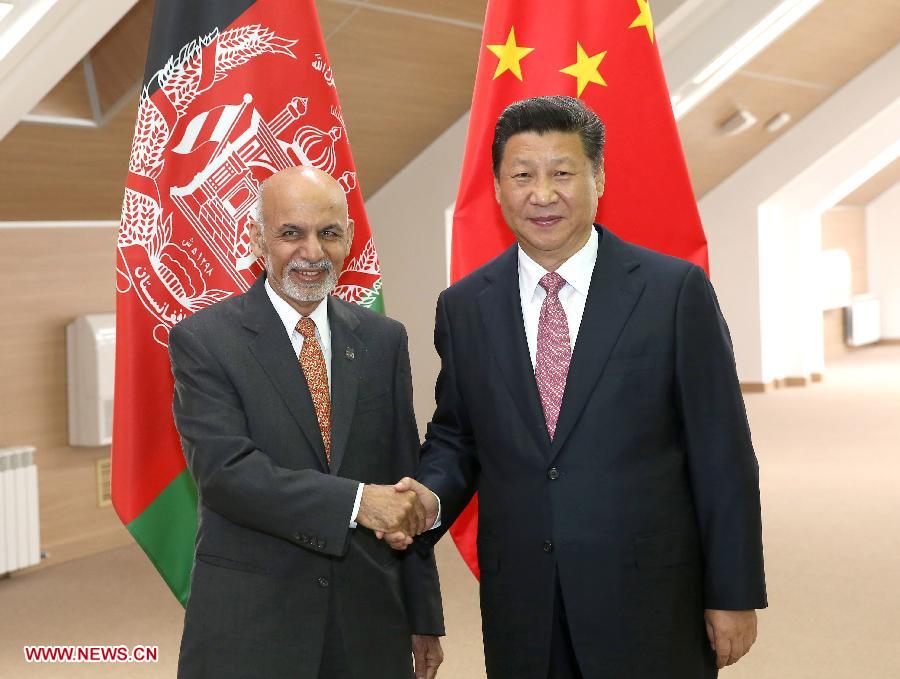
[449,0,708,578]
[112,0,383,604]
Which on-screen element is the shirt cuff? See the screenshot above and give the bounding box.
[349,482,364,528]
[430,491,442,530]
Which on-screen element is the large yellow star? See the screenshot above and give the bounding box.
[560,42,607,97]
[629,0,655,43]
[486,26,535,81]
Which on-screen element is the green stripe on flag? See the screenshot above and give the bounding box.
[126,469,198,607]
[368,287,385,314]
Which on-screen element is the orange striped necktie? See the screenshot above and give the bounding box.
[296,317,331,465]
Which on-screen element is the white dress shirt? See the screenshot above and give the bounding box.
[518,227,599,368]
[264,280,364,528]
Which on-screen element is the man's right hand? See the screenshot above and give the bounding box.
[377,478,440,550]
[356,484,426,542]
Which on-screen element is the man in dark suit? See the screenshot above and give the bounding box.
[169,167,444,679]
[394,96,767,678]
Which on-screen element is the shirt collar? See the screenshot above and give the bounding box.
[264,278,330,345]
[517,227,599,300]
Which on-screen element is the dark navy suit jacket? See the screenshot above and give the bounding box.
[418,226,766,679]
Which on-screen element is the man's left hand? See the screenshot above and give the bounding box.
[704,609,757,669]
[411,634,443,679]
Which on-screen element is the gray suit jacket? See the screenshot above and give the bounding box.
[170,275,444,679]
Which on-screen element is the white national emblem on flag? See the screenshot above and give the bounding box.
[118,23,382,347]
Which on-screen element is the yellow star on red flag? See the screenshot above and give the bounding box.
[560,42,607,96]
[629,0,655,43]
[487,26,535,81]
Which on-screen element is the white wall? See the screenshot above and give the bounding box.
[365,114,469,433]
[700,43,900,383]
[867,182,900,339]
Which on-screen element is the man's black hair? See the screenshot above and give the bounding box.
[491,95,605,176]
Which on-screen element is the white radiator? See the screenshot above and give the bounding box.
[845,295,882,347]
[0,446,41,576]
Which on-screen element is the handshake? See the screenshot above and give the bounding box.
[356,477,438,550]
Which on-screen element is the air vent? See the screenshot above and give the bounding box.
[96,458,112,507]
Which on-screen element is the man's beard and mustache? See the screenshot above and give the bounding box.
[270,256,339,302]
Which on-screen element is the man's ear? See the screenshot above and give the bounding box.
[344,218,355,257]
[494,176,501,204]
[594,164,606,199]
[250,219,265,259]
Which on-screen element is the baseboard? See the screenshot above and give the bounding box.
[740,382,771,393]
[741,374,822,392]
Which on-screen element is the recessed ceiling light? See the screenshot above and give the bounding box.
[765,112,792,133]
[719,109,757,137]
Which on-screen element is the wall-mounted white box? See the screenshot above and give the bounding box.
[66,314,115,447]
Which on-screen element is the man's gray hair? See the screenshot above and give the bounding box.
[254,177,270,229]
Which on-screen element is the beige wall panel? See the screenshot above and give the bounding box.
[314,0,359,37]
[0,227,131,571]
[372,0,487,24]
[748,0,900,89]
[821,207,868,295]
[326,8,480,196]
[29,63,93,119]
[822,308,846,361]
[90,0,153,113]
[821,207,868,362]
[0,93,136,221]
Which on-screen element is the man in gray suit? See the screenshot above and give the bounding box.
[170,167,444,678]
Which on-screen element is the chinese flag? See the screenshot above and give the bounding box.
[449,0,708,578]
[112,0,383,604]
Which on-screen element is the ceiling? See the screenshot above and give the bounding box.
[838,155,900,207]
[0,0,897,221]
[0,0,485,220]
[677,0,900,198]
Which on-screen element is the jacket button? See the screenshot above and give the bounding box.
[547,467,559,480]
[294,532,302,542]
[316,539,326,549]
[543,540,554,553]
[317,577,329,588]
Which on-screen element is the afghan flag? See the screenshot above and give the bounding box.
[449,0,709,578]
[112,0,383,604]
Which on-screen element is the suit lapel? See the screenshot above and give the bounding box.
[477,246,552,458]
[242,276,329,471]
[551,227,645,459]
[326,296,362,476]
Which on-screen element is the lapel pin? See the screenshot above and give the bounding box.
[345,347,355,360]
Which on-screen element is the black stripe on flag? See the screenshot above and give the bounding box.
[142,0,256,93]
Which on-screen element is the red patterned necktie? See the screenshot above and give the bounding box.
[535,272,571,439]
[296,317,332,464]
